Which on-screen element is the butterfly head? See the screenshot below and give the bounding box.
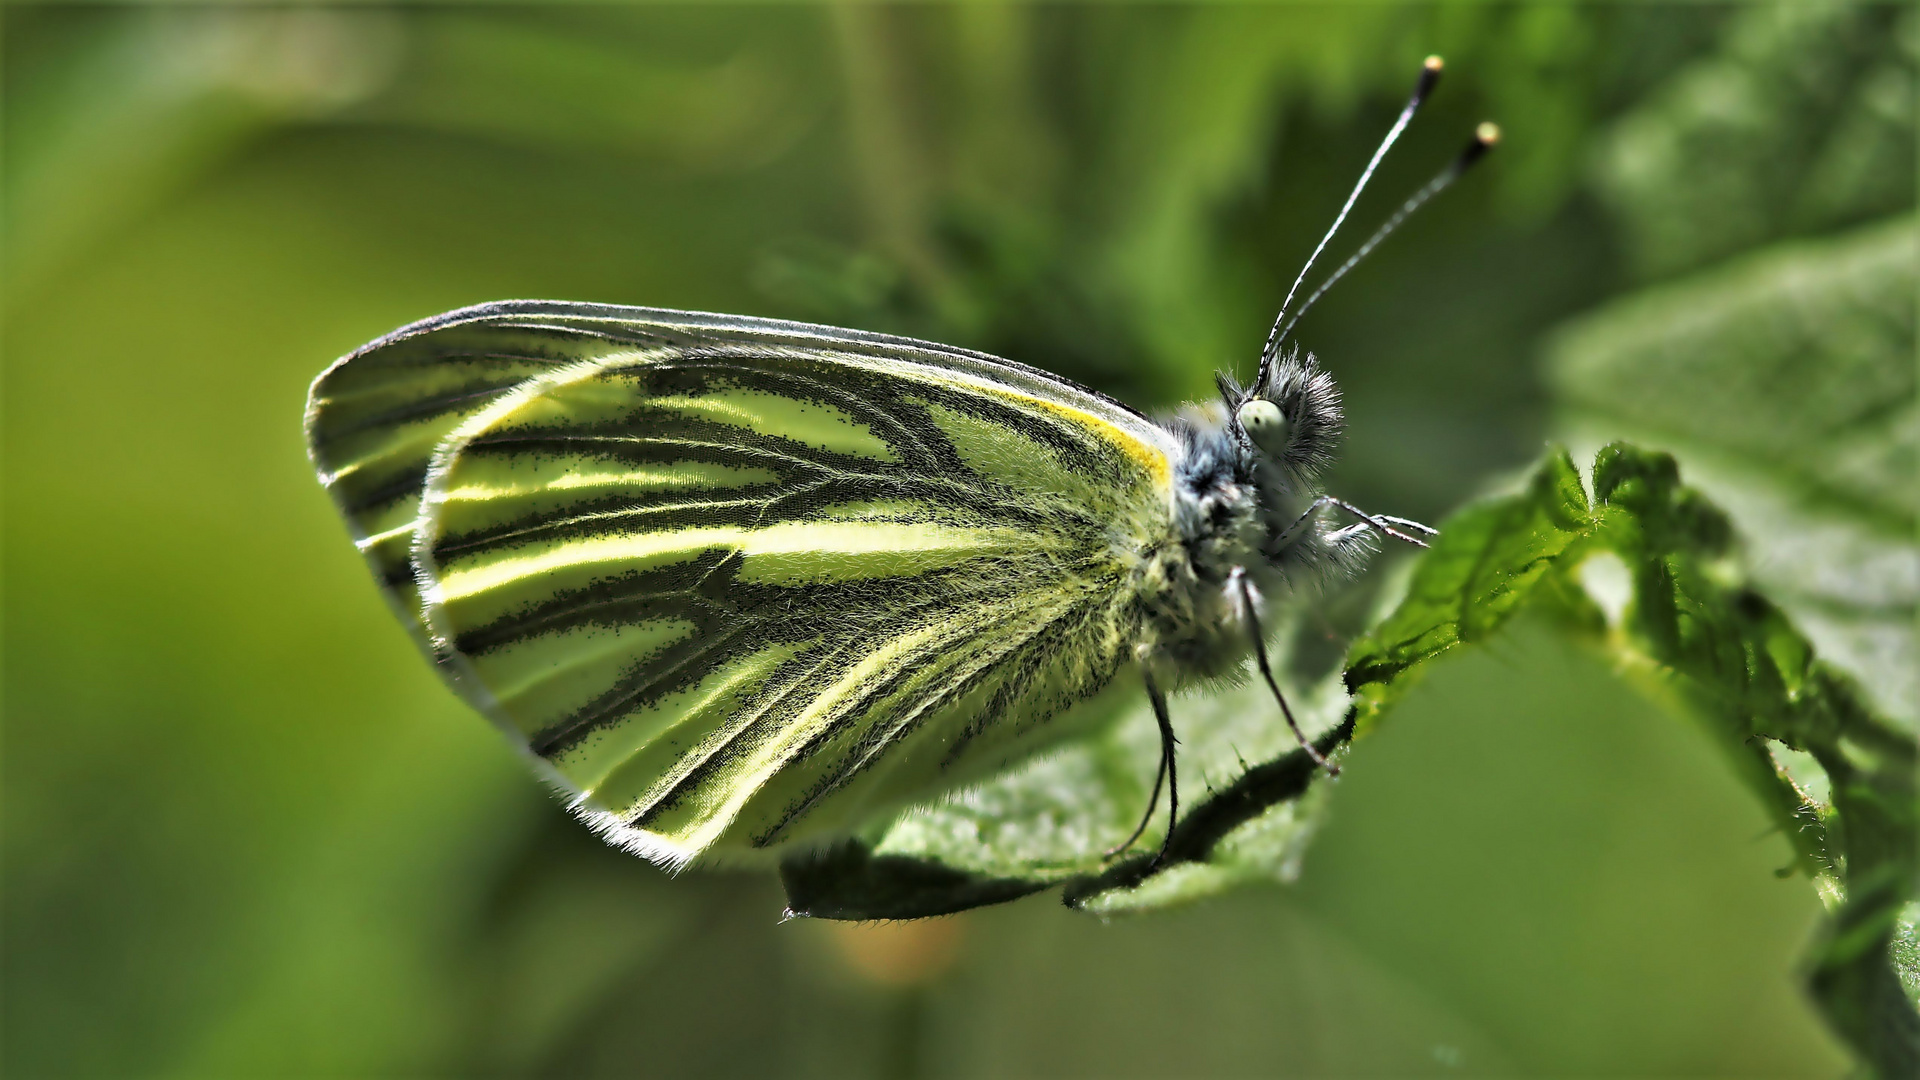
[1219,348,1343,488]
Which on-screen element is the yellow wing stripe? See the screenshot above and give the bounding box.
[960,377,1175,491]
[432,519,1026,607]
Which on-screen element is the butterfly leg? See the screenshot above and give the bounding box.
[1236,570,1340,777]
[1274,497,1434,551]
[1145,672,1180,867]
[1105,670,1177,861]
[1324,498,1434,548]
[1373,513,1438,536]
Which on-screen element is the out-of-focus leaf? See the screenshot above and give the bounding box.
[1549,217,1917,725]
[3,7,403,300]
[1552,218,1914,519]
[767,5,1435,404]
[1085,5,1402,397]
[1551,9,1919,1061]
[1435,3,1603,220]
[1346,444,1916,1072]
[1587,445,1917,1076]
[374,10,828,172]
[1591,1,1915,280]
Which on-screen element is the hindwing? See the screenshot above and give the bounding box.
[308,301,1177,866]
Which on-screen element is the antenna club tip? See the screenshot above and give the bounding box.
[1475,121,1502,145]
[1424,55,1444,71]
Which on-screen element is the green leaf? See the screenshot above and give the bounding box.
[1589,2,1915,280]
[780,666,1354,920]
[1550,216,1916,522]
[1344,448,1592,735]
[3,8,405,302]
[1589,449,1918,1075]
[779,841,1048,922]
[1550,216,1918,727]
[1551,8,1918,1064]
[778,443,1918,1074]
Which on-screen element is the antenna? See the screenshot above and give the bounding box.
[1257,55,1443,382]
[1272,122,1500,348]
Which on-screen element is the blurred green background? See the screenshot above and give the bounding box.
[5,3,1911,1076]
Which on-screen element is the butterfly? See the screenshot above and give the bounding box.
[306,58,1493,872]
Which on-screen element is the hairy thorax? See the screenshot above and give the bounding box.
[1126,444,1266,682]
[1121,389,1366,687]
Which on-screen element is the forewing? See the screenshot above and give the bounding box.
[308,302,1176,867]
[307,309,639,647]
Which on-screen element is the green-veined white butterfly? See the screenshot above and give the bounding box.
[307,58,1493,871]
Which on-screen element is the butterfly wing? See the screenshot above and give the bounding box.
[308,301,1177,867]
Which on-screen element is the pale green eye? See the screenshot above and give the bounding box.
[1235,399,1289,449]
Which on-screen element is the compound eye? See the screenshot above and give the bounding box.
[1235,399,1289,448]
